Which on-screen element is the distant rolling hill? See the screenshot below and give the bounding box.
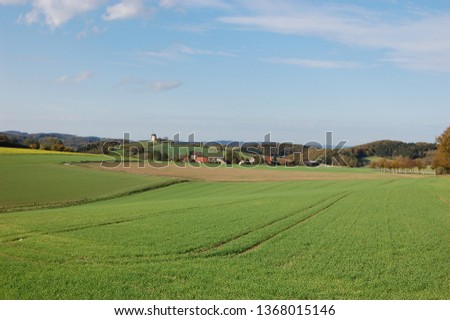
[347,140,436,159]
[0,130,117,152]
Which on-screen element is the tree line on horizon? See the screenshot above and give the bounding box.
[0,131,103,152]
[1,127,450,174]
[369,157,427,174]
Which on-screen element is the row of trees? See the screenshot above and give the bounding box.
[0,134,73,151]
[369,157,427,174]
[1,131,104,151]
[33,137,73,152]
[0,134,25,148]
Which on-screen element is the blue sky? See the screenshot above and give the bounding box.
[1,0,449,145]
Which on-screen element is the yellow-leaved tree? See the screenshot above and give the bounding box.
[432,126,450,175]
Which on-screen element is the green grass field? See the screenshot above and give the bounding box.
[0,148,176,211]
[0,150,449,299]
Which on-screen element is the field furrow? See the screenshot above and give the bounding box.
[236,192,352,255]
[191,193,345,254]
[202,193,352,257]
[436,194,450,207]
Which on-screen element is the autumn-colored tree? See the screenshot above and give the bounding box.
[51,143,65,152]
[392,159,400,173]
[379,158,387,172]
[415,159,426,173]
[432,126,450,175]
[398,157,416,173]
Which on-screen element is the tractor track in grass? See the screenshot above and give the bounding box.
[236,192,352,255]
[44,216,147,235]
[379,179,398,187]
[2,190,352,265]
[82,193,352,264]
[1,192,273,243]
[0,179,188,214]
[436,194,450,207]
[187,193,348,254]
[42,196,269,237]
[2,217,149,243]
[88,192,353,264]
[192,192,352,257]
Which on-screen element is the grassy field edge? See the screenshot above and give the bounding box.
[1,179,187,214]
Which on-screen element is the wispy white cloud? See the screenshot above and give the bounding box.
[73,70,94,82]
[219,1,450,73]
[3,0,229,25]
[149,80,182,92]
[76,21,106,39]
[18,0,105,28]
[0,0,28,5]
[159,0,229,9]
[57,70,94,83]
[177,44,213,55]
[76,25,105,39]
[103,0,154,21]
[7,0,450,73]
[262,57,361,69]
[120,77,182,92]
[135,43,237,63]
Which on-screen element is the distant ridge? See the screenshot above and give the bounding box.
[0,130,115,151]
[1,130,438,158]
[347,139,436,159]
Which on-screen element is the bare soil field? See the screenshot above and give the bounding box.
[81,161,416,182]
